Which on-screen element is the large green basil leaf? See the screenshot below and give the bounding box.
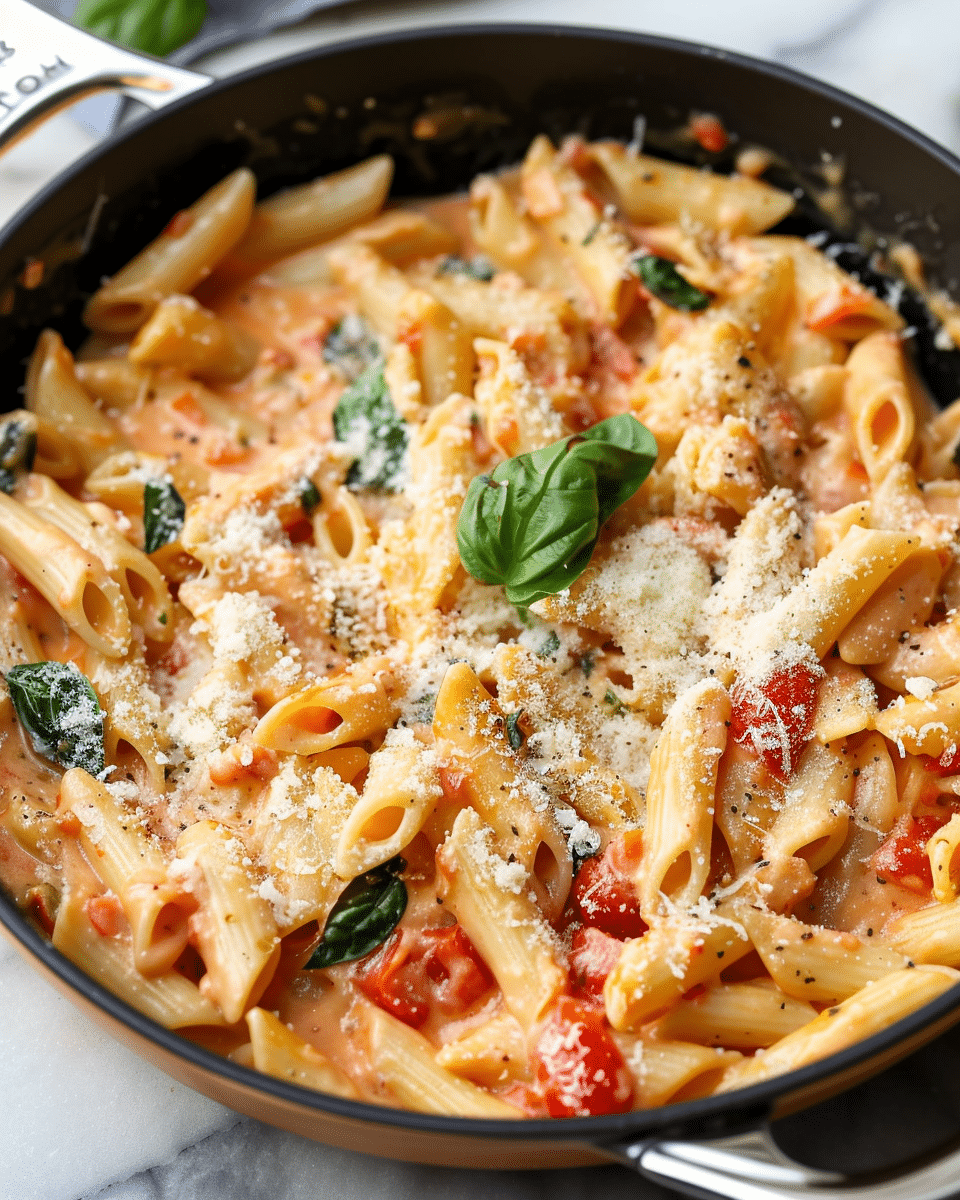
[75,0,207,57]
[332,366,408,492]
[6,661,105,776]
[143,479,186,554]
[456,414,657,606]
[632,255,711,311]
[306,856,407,969]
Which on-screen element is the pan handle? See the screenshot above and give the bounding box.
[611,1126,960,1200]
[0,0,211,154]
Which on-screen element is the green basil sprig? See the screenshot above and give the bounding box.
[332,366,409,492]
[7,662,105,777]
[323,316,383,382]
[0,415,37,495]
[74,0,207,57]
[456,414,657,607]
[632,255,712,311]
[143,479,186,554]
[307,856,407,970]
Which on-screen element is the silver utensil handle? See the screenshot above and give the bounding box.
[0,0,211,154]
[617,1127,960,1200]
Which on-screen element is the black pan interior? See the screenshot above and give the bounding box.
[4,23,960,1159]
[4,26,960,403]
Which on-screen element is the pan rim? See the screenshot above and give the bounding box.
[3,17,960,1152]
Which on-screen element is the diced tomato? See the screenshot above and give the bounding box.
[874,814,951,894]
[531,995,633,1117]
[469,415,494,465]
[356,924,493,1028]
[396,321,423,355]
[170,391,209,426]
[25,886,57,935]
[208,743,278,786]
[85,893,124,938]
[730,663,821,782]
[922,746,960,777]
[438,766,468,803]
[592,326,637,381]
[571,830,647,940]
[569,925,624,1001]
[689,113,728,154]
[500,1080,549,1118]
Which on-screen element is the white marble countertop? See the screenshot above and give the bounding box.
[4,3,960,1199]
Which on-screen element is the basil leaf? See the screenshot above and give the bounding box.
[604,688,627,716]
[536,631,560,659]
[437,255,495,282]
[323,315,382,382]
[298,477,321,515]
[456,413,657,606]
[74,0,207,57]
[408,692,437,724]
[632,255,711,311]
[505,710,525,752]
[307,856,407,969]
[332,366,409,492]
[572,836,601,875]
[143,479,185,554]
[0,415,37,495]
[7,661,105,776]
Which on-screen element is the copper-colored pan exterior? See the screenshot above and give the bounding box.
[4,22,960,1187]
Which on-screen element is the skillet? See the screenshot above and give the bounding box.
[4,4,960,1196]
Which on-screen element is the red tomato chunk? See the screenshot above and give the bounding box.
[729,663,820,782]
[922,746,960,777]
[569,925,624,1001]
[356,924,493,1028]
[532,995,633,1117]
[571,830,647,940]
[874,814,951,894]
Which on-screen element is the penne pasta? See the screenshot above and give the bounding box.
[85,168,257,334]
[8,132,960,1123]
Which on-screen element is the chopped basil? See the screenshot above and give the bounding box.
[74,0,207,56]
[437,255,495,282]
[572,837,601,875]
[580,650,596,678]
[322,315,383,382]
[604,688,627,716]
[409,692,437,724]
[581,221,602,247]
[0,414,37,494]
[332,366,409,492]
[298,477,321,515]
[6,661,105,776]
[306,856,407,969]
[143,479,186,554]
[456,413,657,607]
[632,254,712,311]
[537,631,561,659]
[505,710,525,752]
